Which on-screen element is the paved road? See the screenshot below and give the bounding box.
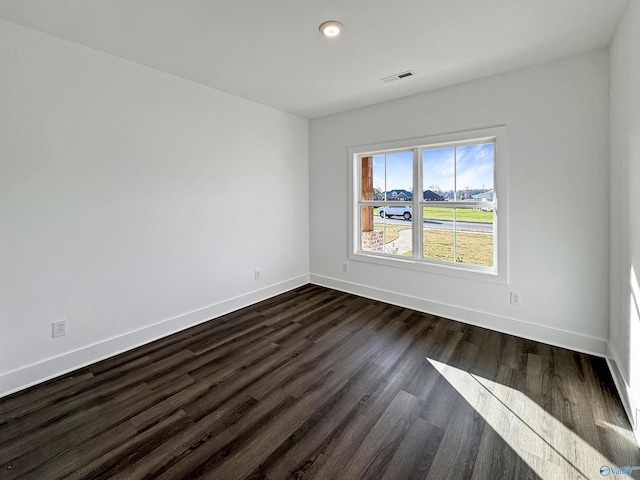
[373,215,492,232]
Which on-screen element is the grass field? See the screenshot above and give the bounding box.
[423,229,493,266]
[373,224,410,243]
[372,207,493,223]
[383,229,493,266]
[423,207,493,224]
[370,222,493,267]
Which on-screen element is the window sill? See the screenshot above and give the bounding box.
[349,250,508,285]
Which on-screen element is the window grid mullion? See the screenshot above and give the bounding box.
[453,146,457,263]
[413,147,421,260]
[357,156,361,252]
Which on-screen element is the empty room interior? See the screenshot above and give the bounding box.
[1,1,639,479]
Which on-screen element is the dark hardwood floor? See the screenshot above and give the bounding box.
[1,285,638,479]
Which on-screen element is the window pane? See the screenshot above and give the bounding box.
[423,147,454,201]
[423,205,454,222]
[455,207,494,267]
[423,207,454,262]
[423,206,494,266]
[455,143,494,201]
[372,151,413,202]
[361,206,412,256]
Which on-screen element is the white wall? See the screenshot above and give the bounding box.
[310,50,610,354]
[0,20,309,396]
[609,0,640,439]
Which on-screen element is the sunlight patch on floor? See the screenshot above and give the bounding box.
[427,357,635,480]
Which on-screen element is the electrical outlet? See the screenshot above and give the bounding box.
[510,291,521,306]
[52,320,66,338]
[255,270,261,280]
[342,261,349,272]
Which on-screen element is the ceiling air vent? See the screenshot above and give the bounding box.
[381,70,415,84]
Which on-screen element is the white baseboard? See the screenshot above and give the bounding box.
[606,344,640,446]
[0,274,310,398]
[310,274,608,357]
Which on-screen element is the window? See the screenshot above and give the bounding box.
[349,127,507,283]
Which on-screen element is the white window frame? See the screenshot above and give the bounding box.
[348,126,508,284]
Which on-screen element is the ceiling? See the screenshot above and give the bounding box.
[0,0,629,119]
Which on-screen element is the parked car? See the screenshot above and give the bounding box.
[379,205,412,220]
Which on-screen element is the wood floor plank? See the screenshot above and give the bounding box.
[380,417,445,480]
[253,361,386,479]
[208,369,360,479]
[1,284,637,480]
[66,410,192,480]
[109,392,260,480]
[340,389,419,480]
[0,383,152,475]
[470,427,541,480]
[153,389,296,480]
[183,338,312,421]
[0,371,96,420]
[424,398,486,480]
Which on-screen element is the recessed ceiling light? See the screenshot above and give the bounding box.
[319,21,343,38]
